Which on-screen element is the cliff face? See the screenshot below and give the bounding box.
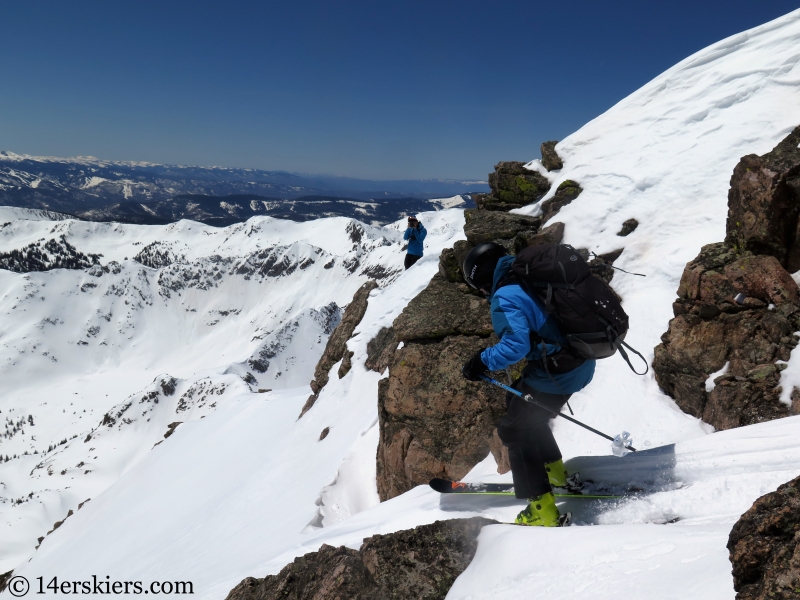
[653,127,800,430]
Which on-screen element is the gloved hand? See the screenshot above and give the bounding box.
[462,349,488,381]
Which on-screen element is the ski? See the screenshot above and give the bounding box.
[429,478,625,499]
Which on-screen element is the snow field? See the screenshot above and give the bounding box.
[0,209,463,573]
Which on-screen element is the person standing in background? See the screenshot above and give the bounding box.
[403,215,427,269]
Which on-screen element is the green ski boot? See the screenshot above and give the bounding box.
[546,459,585,494]
[514,492,568,527]
[545,459,568,488]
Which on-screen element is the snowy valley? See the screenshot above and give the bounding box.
[2,8,800,600]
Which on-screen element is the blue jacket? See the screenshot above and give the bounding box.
[481,256,595,394]
[404,224,427,256]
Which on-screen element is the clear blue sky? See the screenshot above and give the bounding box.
[1,1,797,180]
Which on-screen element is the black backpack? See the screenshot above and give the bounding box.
[508,243,647,375]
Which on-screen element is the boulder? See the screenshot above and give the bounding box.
[540,180,583,223]
[224,518,497,600]
[653,243,800,429]
[515,221,564,252]
[376,335,507,500]
[726,125,800,270]
[438,247,464,283]
[463,209,541,247]
[540,141,563,171]
[728,475,800,599]
[475,161,551,211]
[617,218,639,236]
[393,274,493,342]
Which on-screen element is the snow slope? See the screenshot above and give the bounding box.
[4,8,800,600]
[0,209,464,573]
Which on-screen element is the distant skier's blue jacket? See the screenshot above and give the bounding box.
[403,224,427,256]
[481,256,595,394]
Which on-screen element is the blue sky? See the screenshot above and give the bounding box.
[1,1,797,180]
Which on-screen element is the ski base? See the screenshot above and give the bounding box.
[429,478,624,499]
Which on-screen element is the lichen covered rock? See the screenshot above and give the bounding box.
[463,209,541,246]
[654,128,800,431]
[224,518,497,600]
[726,125,800,270]
[540,141,564,171]
[728,476,800,599]
[376,335,507,500]
[393,274,493,342]
[475,161,551,211]
[540,180,583,223]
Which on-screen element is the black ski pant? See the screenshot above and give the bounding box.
[404,253,422,269]
[497,379,570,500]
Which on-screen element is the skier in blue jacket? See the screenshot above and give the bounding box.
[403,215,427,269]
[461,242,595,527]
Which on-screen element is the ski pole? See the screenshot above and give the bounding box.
[480,375,637,452]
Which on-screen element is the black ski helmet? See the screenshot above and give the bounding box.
[462,242,508,290]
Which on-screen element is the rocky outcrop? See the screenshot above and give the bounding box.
[654,128,800,430]
[728,476,800,599]
[540,180,583,223]
[372,146,583,500]
[474,162,551,212]
[300,281,378,418]
[376,215,540,500]
[224,518,497,600]
[393,274,493,341]
[377,335,508,500]
[726,125,800,271]
[463,209,541,249]
[540,141,564,172]
[365,326,398,374]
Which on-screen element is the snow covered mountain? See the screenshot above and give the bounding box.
[0,151,487,220]
[2,8,800,600]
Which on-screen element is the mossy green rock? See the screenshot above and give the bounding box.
[476,161,552,211]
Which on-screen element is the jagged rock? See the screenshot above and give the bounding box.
[728,475,800,599]
[540,141,563,171]
[515,221,564,252]
[654,129,800,430]
[726,125,800,270]
[376,335,507,500]
[365,327,398,373]
[474,162,551,211]
[392,274,494,342]
[463,209,541,247]
[617,218,639,236]
[653,243,800,429]
[438,248,464,283]
[224,518,497,600]
[540,180,582,223]
[300,280,378,418]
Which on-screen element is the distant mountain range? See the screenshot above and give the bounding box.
[0,151,486,225]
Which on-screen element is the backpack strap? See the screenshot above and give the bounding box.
[616,339,649,375]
